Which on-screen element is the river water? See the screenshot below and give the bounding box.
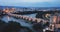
[1,13,60,32]
[1,13,37,28]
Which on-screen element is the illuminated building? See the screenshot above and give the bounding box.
[49,13,60,31]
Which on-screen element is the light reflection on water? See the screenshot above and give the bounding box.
[1,13,36,28]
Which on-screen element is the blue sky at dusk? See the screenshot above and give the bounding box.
[0,0,60,7]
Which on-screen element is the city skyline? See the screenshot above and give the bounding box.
[0,0,60,7]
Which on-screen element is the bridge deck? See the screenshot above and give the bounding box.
[8,13,48,24]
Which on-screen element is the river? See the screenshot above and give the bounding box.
[1,13,37,28]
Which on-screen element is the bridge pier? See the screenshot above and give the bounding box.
[8,13,49,24]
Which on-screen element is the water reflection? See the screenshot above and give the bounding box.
[1,13,36,28]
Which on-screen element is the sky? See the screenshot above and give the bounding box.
[0,0,60,7]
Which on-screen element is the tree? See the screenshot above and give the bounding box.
[3,21,21,32]
[33,22,44,32]
[0,20,7,32]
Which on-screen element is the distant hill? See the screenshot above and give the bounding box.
[0,6,60,10]
[0,6,60,8]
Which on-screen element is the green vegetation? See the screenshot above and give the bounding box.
[0,20,33,32]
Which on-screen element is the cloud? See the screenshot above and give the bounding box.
[0,0,59,3]
[20,0,54,3]
[0,0,60,7]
